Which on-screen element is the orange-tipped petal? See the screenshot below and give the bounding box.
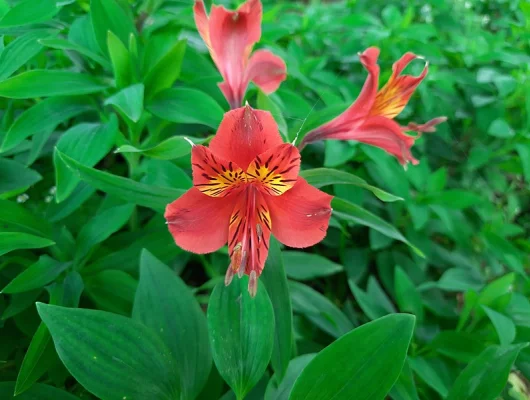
[247,144,300,196]
[209,105,284,170]
[165,188,234,254]
[245,49,287,94]
[266,178,332,248]
[369,52,428,119]
[191,145,246,197]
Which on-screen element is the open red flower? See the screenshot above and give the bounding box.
[165,106,332,296]
[299,47,447,166]
[193,0,287,109]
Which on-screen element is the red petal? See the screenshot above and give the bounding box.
[369,51,427,119]
[247,143,300,196]
[193,1,212,50]
[245,49,286,94]
[165,188,233,254]
[353,116,419,165]
[191,145,245,197]
[266,178,333,248]
[404,116,447,133]
[300,47,380,148]
[207,0,262,108]
[209,105,284,170]
[228,187,271,277]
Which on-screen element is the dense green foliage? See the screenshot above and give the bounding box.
[0,0,529,399]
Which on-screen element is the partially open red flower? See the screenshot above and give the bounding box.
[299,47,447,166]
[165,106,332,296]
[193,0,287,109]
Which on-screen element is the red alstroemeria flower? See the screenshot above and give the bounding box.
[165,106,333,296]
[194,0,287,109]
[299,47,447,166]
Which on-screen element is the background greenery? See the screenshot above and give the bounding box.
[0,0,529,399]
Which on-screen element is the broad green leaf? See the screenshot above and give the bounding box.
[300,168,403,202]
[115,135,207,160]
[107,30,132,88]
[257,91,288,138]
[148,88,224,129]
[0,158,41,194]
[289,280,353,338]
[38,38,111,69]
[515,143,530,183]
[55,117,118,202]
[446,344,528,400]
[265,354,316,400]
[37,304,180,400]
[436,268,485,292]
[133,250,212,400]
[0,233,54,257]
[348,278,394,321]
[144,39,186,99]
[2,256,70,294]
[15,273,84,395]
[483,306,516,346]
[91,0,136,56]
[0,382,80,399]
[0,70,108,99]
[419,190,484,209]
[208,276,274,399]
[0,30,48,80]
[290,314,415,400]
[75,204,134,260]
[430,331,487,363]
[408,357,448,397]
[0,199,52,238]
[260,238,293,380]
[0,0,59,28]
[332,198,424,257]
[104,83,144,122]
[1,96,92,152]
[2,289,41,320]
[394,267,424,323]
[283,251,343,281]
[324,141,357,168]
[487,118,514,138]
[389,359,419,400]
[46,183,95,222]
[55,149,183,211]
[85,270,137,315]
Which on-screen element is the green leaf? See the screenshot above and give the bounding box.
[0,199,52,238]
[332,198,424,257]
[265,354,316,400]
[446,344,528,400]
[148,88,224,129]
[85,270,137,315]
[289,280,354,338]
[133,250,212,400]
[75,204,134,260]
[37,303,180,400]
[430,331,488,363]
[487,118,514,138]
[283,251,343,281]
[301,168,403,202]
[90,0,136,56]
[54,117,118,202]
[0,0,59,28]
[2,256,70,294]
[0,233,54,257]
[207,276,275,400]
[0,157,41,194]
[107,30,132,88]
[55,149,183,211]
[289,314,415,400]
[483,306,516,346]
[419,190,484,209]
[389,359,419,400]
[348,278,394,321]
[0,70,108,99]
[1,96,92,152]
[408,357,448,397]
[115,135,207,160]
[394,267,424,323]
[38,38,111,69]
[436,268,485,292]
[0,382,80,399]
[516,143,530,183]
[104,83,144,122]
[257,91,288,138]
[0,30,48,81]
[144,39,186,99]
[260,238,293,380]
